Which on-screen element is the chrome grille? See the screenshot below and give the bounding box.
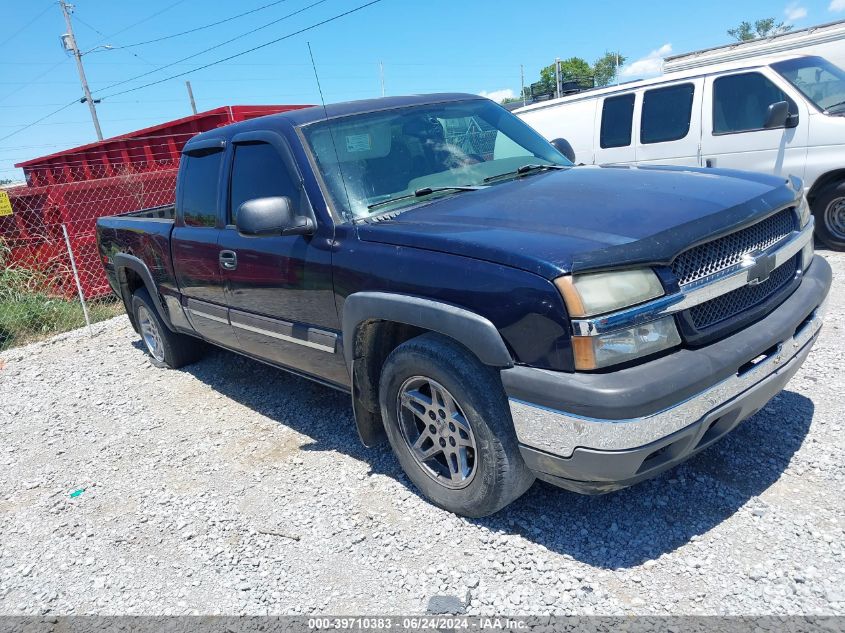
[672,208,796,286]
[688,257,797,330]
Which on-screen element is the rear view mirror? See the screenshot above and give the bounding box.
[764,101,792,129]
[236,196,314,237]
[550,138,576,163]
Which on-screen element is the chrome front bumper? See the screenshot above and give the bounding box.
[508,306,823,459]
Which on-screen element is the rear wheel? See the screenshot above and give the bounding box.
[131,288,203,369]
[379,333,534,517]
[812,180,845,251]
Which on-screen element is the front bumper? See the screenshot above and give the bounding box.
[503,255,831,493]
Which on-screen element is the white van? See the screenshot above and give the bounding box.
[516,54,845,250]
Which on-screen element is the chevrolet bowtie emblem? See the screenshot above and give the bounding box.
[742,250,777,286]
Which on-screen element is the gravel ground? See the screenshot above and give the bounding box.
[1,252,843,617]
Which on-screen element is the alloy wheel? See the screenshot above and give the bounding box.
[396,376,477,489]
[137,305,165,363]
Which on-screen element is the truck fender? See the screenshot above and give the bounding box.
[341,292,513,447]
[113,253,175,332]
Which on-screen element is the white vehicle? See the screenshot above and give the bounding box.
[516,52,845,249]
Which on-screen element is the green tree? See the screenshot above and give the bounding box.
[538,57,592,94]
[727,18,792,42]
[593,52,627,87]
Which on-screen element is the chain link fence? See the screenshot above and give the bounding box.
[0,161,178,351]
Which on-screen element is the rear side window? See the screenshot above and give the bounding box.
[713,72,796,134]
[641,83,695,144]
[229,142,297,224]
[600,94,635,148]
[181,149,223,228]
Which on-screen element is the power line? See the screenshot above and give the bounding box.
[93,0,331,96]
[102,0,191,41]
[98,0,384,100]
[112,0,294,49]
[0,101,80,144]
[0,2,53,50]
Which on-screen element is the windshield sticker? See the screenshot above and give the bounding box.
[345,133,372,153]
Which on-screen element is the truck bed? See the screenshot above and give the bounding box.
[96,204,178,299]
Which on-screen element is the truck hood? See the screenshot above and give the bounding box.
[355,165,799,279]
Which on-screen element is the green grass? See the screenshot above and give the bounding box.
[0,240,124,351]
[0,294,123,351]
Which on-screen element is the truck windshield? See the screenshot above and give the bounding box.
[302,99,572,219]
[772,56,845,113]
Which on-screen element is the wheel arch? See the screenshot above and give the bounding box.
[341,292,513,447]
[113,253,175,332]
[806,169,845,205]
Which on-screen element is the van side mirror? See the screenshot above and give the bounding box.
[764,101,791,129]
[550,137,576,163]
[236,196,314,237]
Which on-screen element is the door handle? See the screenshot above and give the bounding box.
[705,158,715,168]
[219,250,238,270]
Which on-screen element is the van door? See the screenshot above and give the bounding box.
[699,69,809,179]
[635,78,703,167]
[594,92,637,164]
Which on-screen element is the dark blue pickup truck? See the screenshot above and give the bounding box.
[97,93,830,517]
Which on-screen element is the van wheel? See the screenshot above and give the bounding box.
[812,181,845,251]
[131,288,203,369]
[378,333,534,517]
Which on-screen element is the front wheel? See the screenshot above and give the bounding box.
[812,181,845,251]
[379,333,534,517]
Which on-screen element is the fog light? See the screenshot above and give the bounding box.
[572,316,681,370]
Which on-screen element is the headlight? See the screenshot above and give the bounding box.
[797,195,811,228]
[572,316,681,370]
[555,268,664,317]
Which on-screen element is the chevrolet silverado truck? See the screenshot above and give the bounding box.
[96,93,831,517]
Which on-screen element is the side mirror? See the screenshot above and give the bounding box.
[236,196,314,237]
[550,137,576,163]
[763,101,790,129]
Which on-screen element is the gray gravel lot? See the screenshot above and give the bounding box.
[1,252,844,616]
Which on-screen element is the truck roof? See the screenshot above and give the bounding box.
[514,53,810,115]
[187,93,485,145]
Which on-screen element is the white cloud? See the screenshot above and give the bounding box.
[785,2,808,21]
[479,88,515,102]
[620,43,672,79]
[830,0,845,11]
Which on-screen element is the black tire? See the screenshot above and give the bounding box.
[811,180,845,251]
[131,288,203,369]
[379,332,534,517]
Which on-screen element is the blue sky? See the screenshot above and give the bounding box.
[1,0,843,179]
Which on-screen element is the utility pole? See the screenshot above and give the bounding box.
[520,64,526,107]
[185,81,198,115]
[59,1,103,141]
[554,57,562,99]
[379,61,385,97]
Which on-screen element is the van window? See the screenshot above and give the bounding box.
[712,72,796,134]
[181,148,223,228]
[229,142,297,224]
[641,83,694,144]
[600,94,635,148]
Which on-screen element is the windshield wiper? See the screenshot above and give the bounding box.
[483,163,569,183]
[825,100,845,113]
[365,185,485,211]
